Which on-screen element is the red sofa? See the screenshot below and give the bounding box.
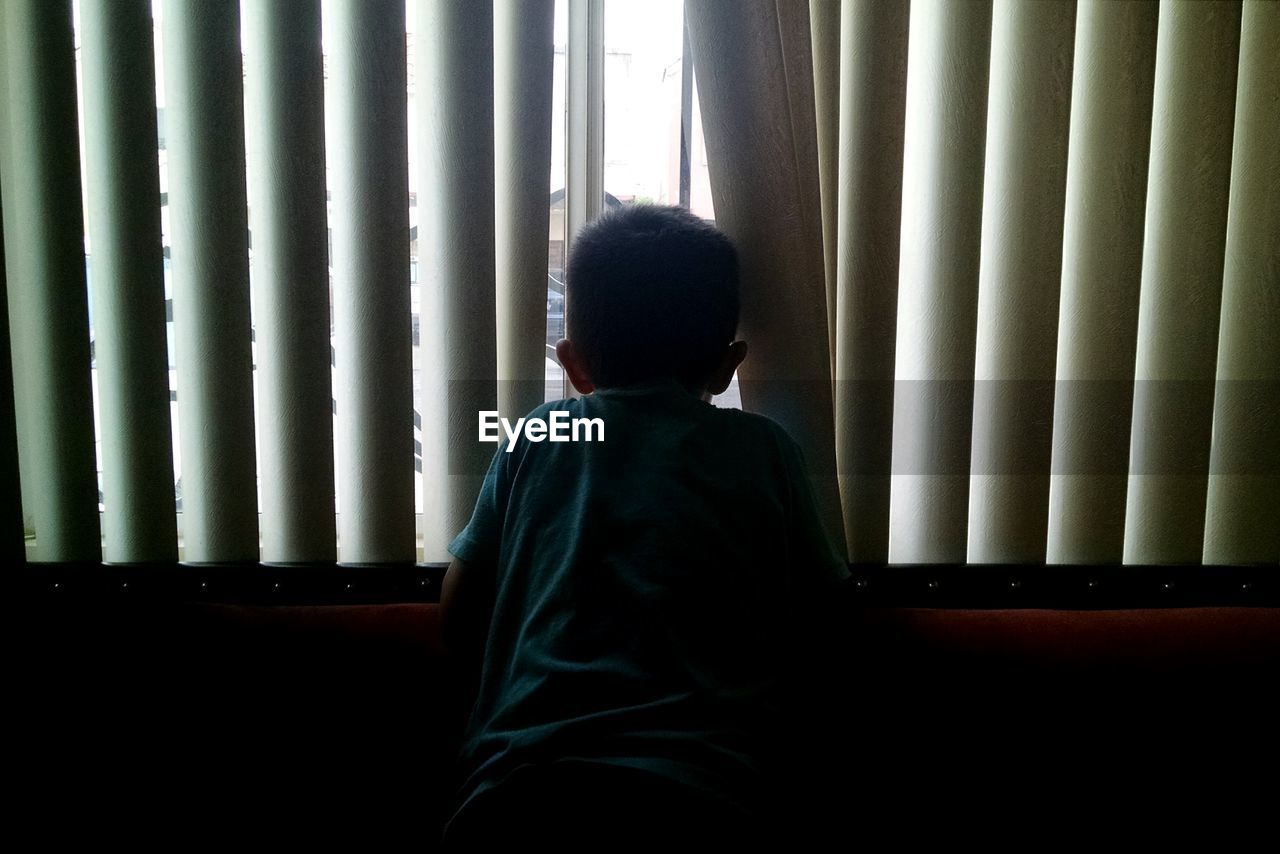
[11,601,1279,845]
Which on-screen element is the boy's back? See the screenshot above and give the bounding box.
[447,383,848,840]
[439,205,848,845]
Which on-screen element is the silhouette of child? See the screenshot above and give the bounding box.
[441,205,849,847]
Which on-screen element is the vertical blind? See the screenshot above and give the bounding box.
[1204,0,1280,565]
[832,0,908,563]
[495,0,555,425]
[967,0,1074,565]
[1124,1,1242,564]
[885,0,991,564]
[1047,0,1159,565]
[416,0,498,562]
[689,0,1276,565]
[326,0,415,565]
[0,0,1275,567]
[1,0,100,562]
[243,0,335,564]
[163,0,259,562]
[81,0,177,564]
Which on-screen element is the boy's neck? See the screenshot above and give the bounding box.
[592,378,710,401]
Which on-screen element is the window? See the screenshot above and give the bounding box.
[548,0,736,406]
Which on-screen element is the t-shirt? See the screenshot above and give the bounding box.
[447,379,850,815]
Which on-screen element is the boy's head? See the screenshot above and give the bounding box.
[558,204,746,395]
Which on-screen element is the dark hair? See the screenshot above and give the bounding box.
[565,204,740,390]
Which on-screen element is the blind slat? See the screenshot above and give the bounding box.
[1124,0,1241,564]
[243,0,335,564]
[326,0,414,564]
[967,0,1075,564]
[1203,0,1280,565]
[685,0,846,553]
[1047,0,1159,564]
[416,0,498,561]
[81,0,176,563]
[0,174,22,563]
[495,0,555,423]
[0,0,100,561]
[834,0,908,563]
[162,0,258,563]
[888,0,991,564]
[811,0,840,377]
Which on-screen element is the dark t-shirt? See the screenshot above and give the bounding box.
[447,380,849,816]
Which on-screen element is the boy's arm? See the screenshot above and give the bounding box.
[441,557,494,663]
[779,433,852,596]
[441,438,513,662]
[440,557,494,731]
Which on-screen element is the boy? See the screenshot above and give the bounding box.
[441,205,849,847]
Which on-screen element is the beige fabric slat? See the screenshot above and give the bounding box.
[833,0,908,563]
[0,176,21,563]
[162,0,259,562]
[244,0,335,563]
[1203,0,1280,565]
[326,0,414,564]
[888,0,991,563]
[81,0,177,563]
[810,0,840,376]
[1124,0,1241,564]
[1047,0,1159,564]
[495,0,555,423]
[416,0,498,561]
[685,0,846,553]
[0,0,101,561]
[967,0,1075,564]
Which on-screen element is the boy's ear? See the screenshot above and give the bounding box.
[555,339,595,395]
[707,340,748,396]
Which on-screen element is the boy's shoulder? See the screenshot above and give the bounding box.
[709,405,794,440]
[703,405,805,459]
